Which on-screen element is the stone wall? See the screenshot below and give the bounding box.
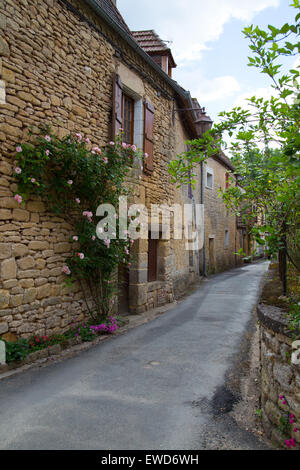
[203,158,238,274]
[258,303,300,449]
[0,0,196,335]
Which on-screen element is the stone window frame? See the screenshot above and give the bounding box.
[122,84,144,151]
[225,229,229,249]
[206,167,214,190]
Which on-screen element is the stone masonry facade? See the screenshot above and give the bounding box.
[0,0,198,337]
[0,0,243,338]
[258,303,300,449]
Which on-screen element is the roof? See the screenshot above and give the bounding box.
[131,30,176,67]
[84,0,197,136]
[92,0,132,34]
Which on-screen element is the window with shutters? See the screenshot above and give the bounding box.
[143,100,155,174]
[122,94,135,145]
[113,73,150,156]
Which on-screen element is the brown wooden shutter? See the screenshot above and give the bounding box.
[112,73,123,137]
[143,100,154,173]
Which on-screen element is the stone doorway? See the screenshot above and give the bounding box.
[118,265,129,314]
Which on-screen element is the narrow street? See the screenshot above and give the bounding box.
[0,262,270,450]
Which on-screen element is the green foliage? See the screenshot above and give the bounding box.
[1,317,121,364]
[14,127,143,322]
[279,414,291,436]
[288,301,300,334]
[168,3,300,270]
[4,339,30,364]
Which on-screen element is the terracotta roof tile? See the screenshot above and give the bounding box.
[131,30,176,67]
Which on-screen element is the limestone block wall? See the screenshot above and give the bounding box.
[258,303,300,449]
[0,0,195,332]
[204,157,237,274]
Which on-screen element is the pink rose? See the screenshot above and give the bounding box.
[103,157,108,164]
[122,142,127,149]
[62,265,71,275]
[92,235,96,241]
[14,194,22,204]
[75,133,82,140]
[45,135,51,142]
[131,145,137,152]
[109,142,115,146]
[73,236,78,241]
[14,167,22,174]
[45,150,50,156]
[76,198,80,204]
[144,153,148,158]
[67,180,73,185]
[85,138,91,144]
[31,178,36,183]
[77,253,84,260]
[16,146,22,153]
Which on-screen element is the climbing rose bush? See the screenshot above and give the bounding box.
[14,126,144,321]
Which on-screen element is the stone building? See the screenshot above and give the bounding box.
[0,0,242,339]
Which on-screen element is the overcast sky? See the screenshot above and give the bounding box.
[117,0,297,123]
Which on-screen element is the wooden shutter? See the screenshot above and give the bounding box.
[148,237,157,282]
[112,73,123,137]
[225,172,230,189]
[143,100,154,173]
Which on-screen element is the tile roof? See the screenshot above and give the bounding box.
[131,30,176,67]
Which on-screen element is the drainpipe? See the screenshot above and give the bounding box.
[201,161,207,277]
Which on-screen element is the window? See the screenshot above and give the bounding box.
[148,237,158,282]
[113,74,155,174]
[206,168,214,189]
[225,230,229,248]
[122,94,134,144]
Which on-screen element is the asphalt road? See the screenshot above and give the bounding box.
[0,261,270,450]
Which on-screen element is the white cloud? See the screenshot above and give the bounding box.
[118,0,279,61]
[176,69,241,103]
[232,86,274,110]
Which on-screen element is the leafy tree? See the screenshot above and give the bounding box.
[169,1,300,284]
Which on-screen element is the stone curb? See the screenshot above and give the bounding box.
[257,303,299,338]
[0,300,179,381]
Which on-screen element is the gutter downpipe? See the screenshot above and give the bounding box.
[201,161,207,277]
